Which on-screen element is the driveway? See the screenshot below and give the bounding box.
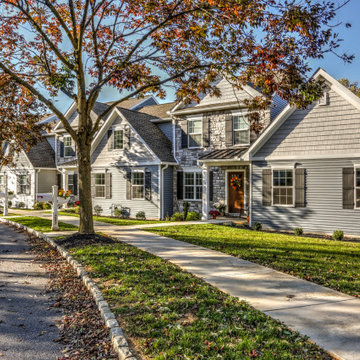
[0,223,63,359]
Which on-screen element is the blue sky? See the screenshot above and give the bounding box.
[54,0,360,109]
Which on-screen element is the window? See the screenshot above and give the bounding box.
[64,136,73,157]
[356,169,360,208]
[184,172,202,200]
[188,119,202,148]
[95,173,105,198]
[319,92,329,106]
[233,115,250,145]
[0,175,4,192]
[114,129,124,150]
[19,175,28,195]
[273,170,293,206]
[68,174,77,195]
[132,171,145,199]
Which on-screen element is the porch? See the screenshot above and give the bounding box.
[198,148,250,220]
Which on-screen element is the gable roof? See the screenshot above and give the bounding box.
[139,101,177,120]
[25,138,56,168]
[115,107,176,163]
[245,68,360,160]
[107,96,156,110]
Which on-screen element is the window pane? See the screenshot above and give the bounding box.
[356,189,360,208]
[132,172,144,185]
[95,173,105,185]
[196,173,202,185]
[189,134,201,148]
[184,173,194,186]
[133,186,144,199]
[184,186,194,200]
[234,130,249,145]
[64,137,72,146]
[188,119,202,133]
[233,115,249,130]
[357,169,360,187]
[114,130,124,149]
[95,186,105,198]
[196,186,202,200]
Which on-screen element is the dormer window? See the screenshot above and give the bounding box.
[188,119,202,148]
[113,129,124,149]
[64,136,74,157]
[233,115,250,146]
[318,92,329,106]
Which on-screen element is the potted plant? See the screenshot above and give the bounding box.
[209,209,220,219]
[214,200,226,216]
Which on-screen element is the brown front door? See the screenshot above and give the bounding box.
[228,172,244,214]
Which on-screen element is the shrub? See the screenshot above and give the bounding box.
[253,222,262,231]
[42,202,52,210]
[33,202,43,210]
[136,211,146,220]
[186,211,201,221]
[183,201,190,221]
[333,230,344,241]
[114,207,127,219]
[18,202,25,209]
[94,205,103,216]
[8,201,12,208]
[63,208,76,214]
[294,227,303,236]
[170,212,184,221]
[75,206,80,215]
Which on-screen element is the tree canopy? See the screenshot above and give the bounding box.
[0,0,352,233]
[338,78,360,98]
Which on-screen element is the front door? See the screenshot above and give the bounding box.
[228,172,244,214]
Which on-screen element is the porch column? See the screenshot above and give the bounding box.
[62,169,67,191]
[201,164,210,220]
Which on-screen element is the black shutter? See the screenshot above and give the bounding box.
[91,173,95,198]
[203,115,210,147]
[59,139,64,157]
[180,120,188,149]
[107,129,113,151]
[124,126,131,150]
[262,169,272,206]
[73,174,78,195]
[295,168,306,207]
[177,171,184,200]
[126,171,132,200]
[145,171,151,201]
[343,168,354,209]
[225,112,233,147]
[105,172,112,199]
[209,170,214,202]
[57,173,62,188]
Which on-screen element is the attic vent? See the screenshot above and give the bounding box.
[318,92,329,106]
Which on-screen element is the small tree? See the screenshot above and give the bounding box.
[338,78,360,98]
[0,0,352,234]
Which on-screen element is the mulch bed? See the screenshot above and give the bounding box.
[55,233,115,249]
[26,231,118,360]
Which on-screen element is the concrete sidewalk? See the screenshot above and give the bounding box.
[7,210,360,359]
[0,223,63,359]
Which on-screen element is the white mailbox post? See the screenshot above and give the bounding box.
[52,185,59,231]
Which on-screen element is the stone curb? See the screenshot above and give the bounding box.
[0,218,136,360]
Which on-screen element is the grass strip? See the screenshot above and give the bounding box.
[71,241,331,359]
[148,224,360,297]
[7,216,78,232]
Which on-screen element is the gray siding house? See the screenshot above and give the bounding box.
[247,68,360,235]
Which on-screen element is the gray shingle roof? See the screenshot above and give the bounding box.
[199,148,248,161]
[139,101,176,120]
[116,107,176,163]
[107,96,153,109]
[25,138,56,168]
[58,159,78,167]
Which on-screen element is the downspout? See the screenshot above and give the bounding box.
[161,163,169,220]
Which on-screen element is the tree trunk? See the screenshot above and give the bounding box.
[77,140,94,234]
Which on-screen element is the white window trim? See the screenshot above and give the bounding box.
[187,118,202,149]
[183,170,202,201]
[355,167,360,209]
[64,135,73,158]
[271,168,295,207]
[113,126,124,150]
[131,169,145,200]
[318,92,329,106]
[95,173,106,199]
[232,113,250,146]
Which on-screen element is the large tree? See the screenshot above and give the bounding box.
[0,0,352,234]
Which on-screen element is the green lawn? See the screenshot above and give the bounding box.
[148,224,360,297]
[57,211,166,226]
[7,216,78,232]
[71,241,330,359]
